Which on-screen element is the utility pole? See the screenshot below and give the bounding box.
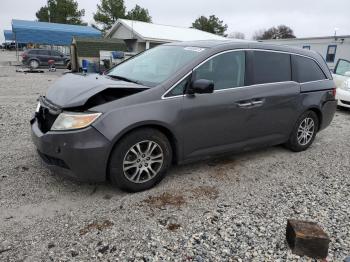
[334,27,339,40]
[48,0,51,23]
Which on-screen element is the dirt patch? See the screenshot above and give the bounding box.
[208,157,236,179]
[207,157,235,167]
[79,220,114,236]
[191,186,219,200]
[143,192,186,209]
[167,223,181,231]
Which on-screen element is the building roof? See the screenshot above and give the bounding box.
[106,19,227,42]
[12,19,101,45]
[3,30,14,41]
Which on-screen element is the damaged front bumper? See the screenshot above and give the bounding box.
[31,117,111,182]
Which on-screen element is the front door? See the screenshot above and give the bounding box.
[333,59,350,87]
[50,50,65,65]
[37,50,50,65]
[181,50,253,159]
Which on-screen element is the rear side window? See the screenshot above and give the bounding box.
[292,55,326,83]
[252,51,291,84]
[51,51,62,56]
[28,50,38,55]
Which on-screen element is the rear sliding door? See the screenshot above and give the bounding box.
[245,50,300,143]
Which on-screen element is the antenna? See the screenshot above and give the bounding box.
[131,13,134,38]
[334,28,339,37]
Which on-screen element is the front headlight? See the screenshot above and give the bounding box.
[51,112,102,131]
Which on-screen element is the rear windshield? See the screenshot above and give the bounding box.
[108,46,206,87]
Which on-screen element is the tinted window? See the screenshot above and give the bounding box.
[292,55,326,83]
[51,51,62,56]
[29,50,39,55]
[38,50,50,55]
[253,51,291,84]
[335,59,350,76]
[165,76,189,97]
[193,51,245,90]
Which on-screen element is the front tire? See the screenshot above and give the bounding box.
[29,59,39,69]
[286,111,319,152]
[109,128,172,192]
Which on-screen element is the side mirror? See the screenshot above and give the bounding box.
[187,79,214,95]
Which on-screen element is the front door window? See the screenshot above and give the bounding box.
[335,59,350,76]
[193,51,245,90]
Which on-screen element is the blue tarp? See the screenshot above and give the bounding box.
[4,30,14,41]
[11,20,101,45]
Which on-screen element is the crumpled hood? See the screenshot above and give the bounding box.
[46,73,147,108]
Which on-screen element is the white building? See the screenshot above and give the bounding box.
[105,19,227,53]
[263,35,350,70]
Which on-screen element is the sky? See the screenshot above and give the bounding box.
[1,0,350,42]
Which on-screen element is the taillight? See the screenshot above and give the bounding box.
[21,53,27,58]
[332,88,336,98]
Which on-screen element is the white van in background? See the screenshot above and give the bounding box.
[333,59,350,108]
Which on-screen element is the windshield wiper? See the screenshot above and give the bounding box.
[108,75,140,84]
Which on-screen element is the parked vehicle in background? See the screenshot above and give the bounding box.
[31,41,337,192]
[332,59,350,108]
[21,49,70,69]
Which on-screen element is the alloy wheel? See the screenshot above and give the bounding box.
[30,60,39,69]
[123,140,164,184]
[297,117,315,146]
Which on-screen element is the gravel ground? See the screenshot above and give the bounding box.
[0,50,350,261]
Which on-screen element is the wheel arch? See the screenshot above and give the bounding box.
[307,107,322,131]
[105,122,180,181]
[28,58,40,66]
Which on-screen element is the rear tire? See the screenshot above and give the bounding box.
[109,128,172,192]
[286,111,319,152]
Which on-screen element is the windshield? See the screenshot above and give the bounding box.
[108,46,206,87]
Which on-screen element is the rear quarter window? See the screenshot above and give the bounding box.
[292,55,327,83]
[252,51,291,84]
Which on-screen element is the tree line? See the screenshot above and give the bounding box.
[35,0,296,39]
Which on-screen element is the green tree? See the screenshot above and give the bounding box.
[36,0,86,25]
[192,15,228,36]
[126,5,152,22]
[254,25,296,40]
[93,0,152,31]
[93,0,126,31]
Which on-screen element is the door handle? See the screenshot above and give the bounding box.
[251,100,263,106]
[237,101,253,108]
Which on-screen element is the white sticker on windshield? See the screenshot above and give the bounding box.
[184,47,205,52]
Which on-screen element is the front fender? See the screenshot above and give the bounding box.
[92,98,184,163]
